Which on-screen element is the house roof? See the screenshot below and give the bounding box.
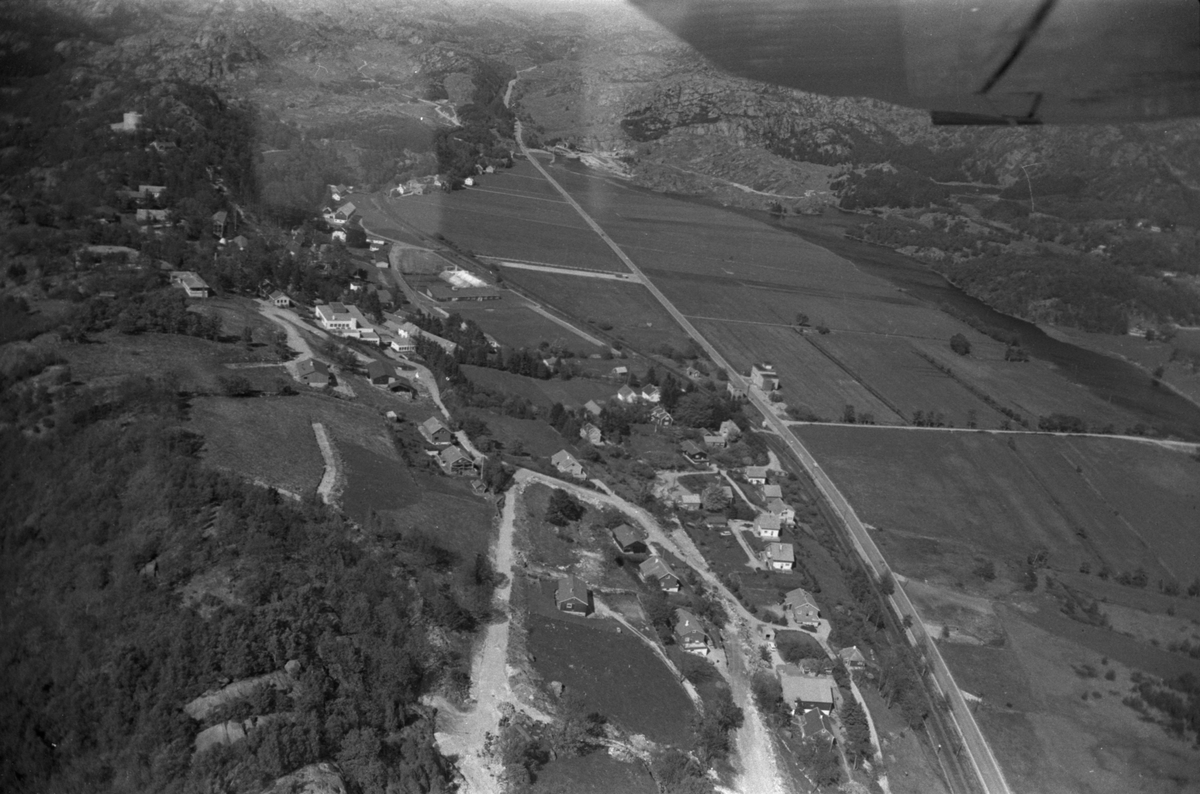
[799,709,835,736]
[556,575,589,605]
[421,416,449,436]
[703,434,725,445]
[765,543,795,563]
[612,523,644,548]
[212,210,228,222]
[617,385,636,398]
[296,358,329,377]
[638,556,677,582]
[650,405,671,418]
[551,449,579,466]
[269,290,289,301]
[337,202,357,216]
[584,400,603,416]
[784,587,819,612]
[439,446,472,466]
[681,440,706,456]
[755,513,782,531]
[763,484,783,498]
[642,385,661,397]
[745,465,769,479]
[719,419,741,436]
[778,670,835,707]
[767,498,792,515]
[839,646,867,665]
[366,360,392,379]
[674,608,707,639]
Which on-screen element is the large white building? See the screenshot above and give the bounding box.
[315,302,378,342]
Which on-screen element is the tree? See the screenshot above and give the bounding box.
[545,488,585,526]
[241,325,254,347]
[795,312,809,327]
[701,482,731,511]
[841,404,856,424]
[950,333,971,356]
[840,697,874,767]
[218,374,253,397]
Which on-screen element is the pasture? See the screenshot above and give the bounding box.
[793,426,1200,586]
[448,298,605,351]
[461,365,616,409]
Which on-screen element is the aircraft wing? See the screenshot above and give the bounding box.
[628,0,1200,124]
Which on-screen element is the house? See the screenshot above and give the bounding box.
[767,498,795,525]
[719,419,741,441]
[551,450,586,479]
[751,363,780,391]
[269,290,292,308]
[681,440,708,465]
[611,365,629,379]
[438,446,478,476]
[584,400,603,418]
[616,385,638,404]
[799,710,837,745]
[763,483,783,499]
[703,433,727,448]
[138,184,167,200]
[390,381,417,399]
[777,666,835,714]
[784,587,821,630]
[679,493,702,510]
[640,385,661,403]
[296,358,331,388]
[744,466,769,485]
[110,111,142,133]
[169,271,211,298]
[136,208,169,224]
[366,360,396,385]
[333,202,357,224]
[611,524,648,555]
[727,381,748,398]
[329,184,350,202]
[686,366,703,380]
[703,517,727,533]
[838,646,868,670]
[420,417,453,445]
[212,210,230,238]
[650,405,673,426]
[556,575,591,615]
[389,329,417,354]
[229,234,249,251]
[674,608,710,655]
[580,422,604,446]
[639,557,681,592]
[764,542,795,571]
[753,513,782,541]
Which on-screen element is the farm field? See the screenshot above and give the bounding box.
[501,268,695,354]
[693,319,901,422]
[525,609,695,746]
[447,298,605,351]
[462,364,616,409]
[794,425,1200,585]
[355,162,630,272]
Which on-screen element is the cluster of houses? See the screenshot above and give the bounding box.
[419,416,481,477]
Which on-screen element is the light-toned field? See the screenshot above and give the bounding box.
[447,297,604,351]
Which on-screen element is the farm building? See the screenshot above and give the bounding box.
[784,587,821,630]
[753,514,782,540]
[764,542,795,571]
[169,271,211,298]
[751,363,780,391]
[551,450,586,479]
[366,360,396,385]
[674,608,710,655]
[777,667,835,714]
[744,466,769,485]
[438,446,478,477]
[639,557,681,592]
[424,283,501,302]
[296,359,331,388]
[611,524,648,555]
[556,575,591,615]
[420,417,453,445]
[681,440,708,465]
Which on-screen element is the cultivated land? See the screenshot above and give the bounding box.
[356,162,630,272]
[461,365,617,408]
[446,298,605,351]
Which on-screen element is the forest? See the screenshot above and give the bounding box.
[0,374,496,793]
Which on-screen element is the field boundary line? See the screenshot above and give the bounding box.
[805,336,910,424]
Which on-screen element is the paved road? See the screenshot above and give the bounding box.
[511,111,1010,794]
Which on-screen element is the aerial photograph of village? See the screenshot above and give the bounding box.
[2,1,1199,793]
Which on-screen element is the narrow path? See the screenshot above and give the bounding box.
[312,422,340,505]
[523,302,609,348]
[492,259,639,281]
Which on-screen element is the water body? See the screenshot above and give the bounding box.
[771,210,1200,441]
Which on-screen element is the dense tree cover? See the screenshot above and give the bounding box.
[434,60,516,185]
[544,488,585,526]
[838,166,951,211]
[412,334,539,422]
[0,376,497,794]
[940,251,1200,333]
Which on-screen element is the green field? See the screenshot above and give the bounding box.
[462,364,616,409]
[447,298,605,351]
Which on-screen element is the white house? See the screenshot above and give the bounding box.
[751,363,780,391]
[551,450,586,479]
[744,466,769,486]
[641,385,662,403]
[764,542,795,571]
[767,498,795,525]
[753,513,782,541]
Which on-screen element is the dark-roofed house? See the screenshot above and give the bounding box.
[366,360,396,385]
[212,210,230,238]
[439,446,478,476]
[674,608,710,655]
[269,290,292,308]
[556,575,591,614]
[764,542,795,571]
[703,433,727,448]
[639,557,681,592]
[681,440,708,465]
[838,646,868,670]
[784,587,821,630]
[799,710,836,745]
[420,416,453,445]
[777,666,835,714]
[767,498,795,525]
[551,450,586,479]
[334,202,357,223]
[611,524,648,555]
[296,358,331,388]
